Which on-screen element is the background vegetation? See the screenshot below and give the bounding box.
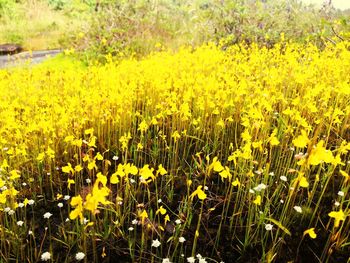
[1,0,350,61]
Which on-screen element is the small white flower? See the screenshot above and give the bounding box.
[162,258,171,263]
[199,258,207,263]
[338,191,344,197]
[8,210,15,215]
[265,224,273,231]
[175,219,182,225]
[117,201,123,205]
[253,183,267,192]
[112,155,119,161]
[269,172,275,176]
[57,203,63,208]
[18,202,24,208]
[151,239,161,248]
[28,230,33,235]
[128,227,134,231]
[130,178,136,184]
[132,219,138,225]
[294,206,302,213]
[83,218,89,225]
[204,186,208,190]
[1,186,8,191]
[75,252,85,261]
[41,251,51,261]
[280,199,284,204]
[158,199,162,203]
[181,254,184,257]
[335,201,340,207]
[63,195,70,201]
[17,221,24,226]
[82,140,88,144]
[187,257,195,263]
[249,189,255,194]
[22,182,27,186]
[65,218,70,222]
[196,254,202,259]
[28,199,35,205]
[255,170,262,175]
[179,236,186,243]
[47,173,50,176]
[3,147,8,151]
[86,178,91,184]
[280,176,287,182]
[43,212,52,219]
[4,207,11,212]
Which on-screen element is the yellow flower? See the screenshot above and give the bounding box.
[139,165,155,182]
[219,166,231,180]
[67,179,75,190]
[62,163,74,174]
[308,140,334,166]
[232,178,240,187]
[157,164,167,176]
[268,129,280,146]
[164,214,170,225]
[110,172,120,184]
[139,210,148,224]
[156,206,167,215]
[292,130,309,148]
[70,195,83,221]
[9,170,20,180]
[253,195,261,205]
[328,209,346,228]
[190,186,207,200]
[74,164,83,172]
[303,228,317,239]
[299,176,309,188]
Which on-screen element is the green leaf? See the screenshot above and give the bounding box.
[265,218,291,236]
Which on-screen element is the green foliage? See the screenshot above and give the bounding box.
[65,0,350,63]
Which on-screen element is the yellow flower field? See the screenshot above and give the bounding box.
[0,41,349,262]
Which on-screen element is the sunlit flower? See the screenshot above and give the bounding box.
[338,191,344,197]
[151,239,161,248]
[253,195,261,205]
[328,209,346,228]
[190,186,207,200]
[75,252,85,261]
[294,206,302,213]
[303,228,317,239]
[17,221,24,226]
[179,237,186,243]
[162,258,171,263]
[265,224,273,231]
[253,183,267,192]
[280,176,287,182]
[41,252,51,261]
[43,212,52,219]
[187,257,195,263]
